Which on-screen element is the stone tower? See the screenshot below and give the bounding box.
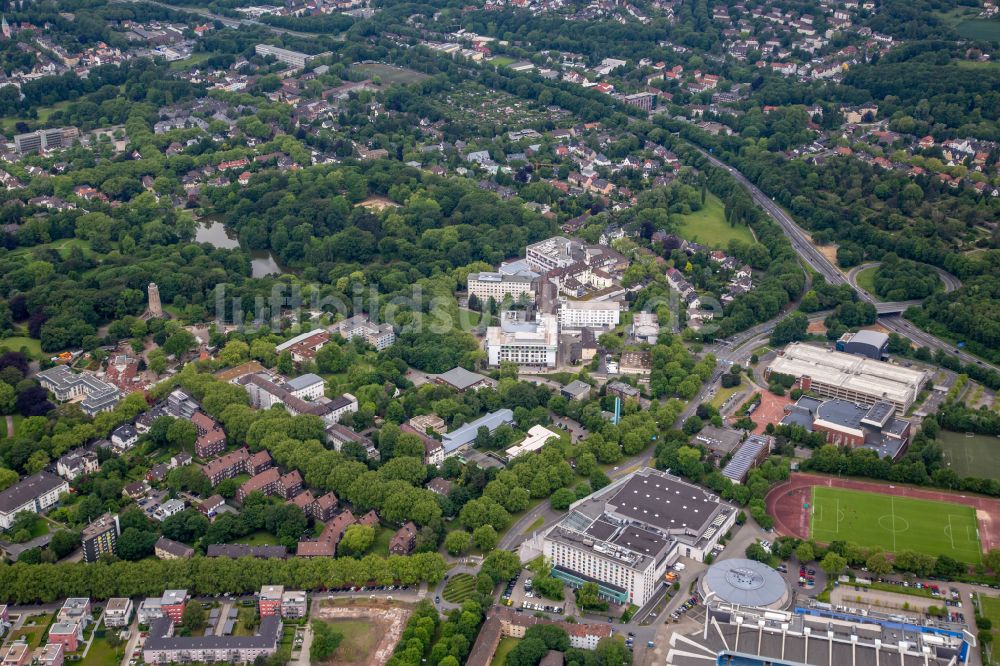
[148,282,162,317]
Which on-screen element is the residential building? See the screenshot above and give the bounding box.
[14,127,77,154]
[766,343,928,412]
[36,366,120,415]
[557,300,621,330]
[138,597,164,625]
[155,536,195,560]
[166,389,199,418]
[427,477,453,496]
[57,599,91,628]
[258,586,283,618]
[432,367,497,392]
[110,424,138,451]
[389,522,417,555]
[143,615,282,664]
[238,373,355,424]
[467,607,612,666]
[275,330,330,364]
[280,590,307,619]
[292,490,315,517]
[55,450,99,481]
[0,643,29,666]
[35,643,64,666]
[81,513,119,562]
[297,510,354,557]
[335,314,395,351]
[486,312,559,368]
[202,448,273,486]
[467,272,535,304]
[237,468,281,503]
[192,412,227,458]
[160,590,188,623]
[47,622,82,653]
[198,495,226,519]
[0,472,69,530]
[606,381,641,401]
[312,493,339,522]
[542,468,735,606]
[505,425,561,459]
[103,598,133,628]
[561,380,591,401]
[285,374,325,401]
[153,499,185,522]
[441,409,515,457]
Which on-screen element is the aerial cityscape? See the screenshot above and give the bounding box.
[0,0,998,663]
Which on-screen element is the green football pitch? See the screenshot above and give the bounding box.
[810,486,982,564]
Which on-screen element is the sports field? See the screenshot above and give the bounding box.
[938,430,1000,481]
[810,486,982,564]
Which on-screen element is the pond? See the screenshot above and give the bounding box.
[195,217,288,277]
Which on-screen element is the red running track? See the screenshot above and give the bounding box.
[764,472,1000,554]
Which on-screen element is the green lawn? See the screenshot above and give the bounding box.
[981,594,1000,661]
[676,193,754,249]
[80,635,123,666]
[0,336,45,359]
[810,486,982,564]
[938,430,1000,481]
[492,637,520,665]
[232,605,259,637]
[319,619,378,662]
[854,266,881,301]
[442,573,477,603]
[368,526,393,556]
[522,516,545,534]
[230,530,280,546]
[955,18,1000,40]
[710,379,746,409]
[169,51,214,70]
[6,613,51,647]
[351,62,429,85]
[490,56,516,66]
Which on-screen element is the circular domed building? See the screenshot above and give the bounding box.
[699,558,790,609]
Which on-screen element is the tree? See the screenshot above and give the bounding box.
[575,582,607,611]
[310,621,344,662]
[116,527,158,561]
[444,530,471,556]
[338,525,375,557]
[770,312,808,346]
[167,419,198,452]
[219,340,250,367]
[482,550,521,583]
[505,637,548,666]
[795,541,814,563]
[745,542,770,562]
[472,525,498,552]
[866,550,893,576]
[49,530,81,559]
[164,330,197,358]
[594,636,632,666]
[182,602,207,632]
[820,551,847,576]
[550,487,577,510]
[0,467,17,492]
[0,382,14,414]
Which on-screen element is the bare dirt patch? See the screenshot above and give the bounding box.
[358,196,401,212]
[314,600,412,666]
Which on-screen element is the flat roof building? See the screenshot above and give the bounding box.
[766,342,928,412]
[254,44,317,68]
[144,615,282,664]
[836,329,890,360]
[542,467,735,607]
[781,396,912,460]
[442,409,515,457]
[467,272,535,304]
[486,312,559,368]
[505,425,561,459]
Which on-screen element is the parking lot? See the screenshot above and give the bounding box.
[499,569,566,616]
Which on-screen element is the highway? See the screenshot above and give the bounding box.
[691,146,999,373]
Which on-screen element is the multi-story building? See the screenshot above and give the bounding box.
[166,389,199,418]
[160,590,188,623]
[542,468,734,607]
[258,586,284,618]
[389,522,417,555]
[202,449,273,486]
[81,513,119,562]
[336,315,396,351]
[312,493,339,522]
[325,424,379,460]
[35,643,64,666]
[192,412,227,458]
[14,127,77,154]
[0,472,69,530]
[526,236,586,272]
[275,330,330,364]
[254,44,317,68]
[237,468,281,503]
[110,424,138,451]
[557,300,621,330]
[0,643,30,666]
[36,366,121,416]
[143,615,282,664]
[766,342,928,412]
[153,499,185,522]
[55,450,99,481]
[47,622,82,653]
[486,312,559,367]
[103,598,133,628]
[441,409,515,458]
[285,374,325,401]
[467,272,535,304]
[281,590,307,619]
[57,599,91,628]
[237,373,356,424]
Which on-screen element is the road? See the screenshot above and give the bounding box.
[118,0,324,39]
[692,146,1000,373]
